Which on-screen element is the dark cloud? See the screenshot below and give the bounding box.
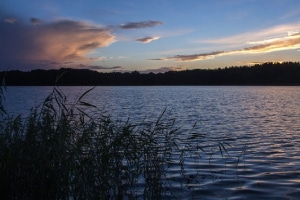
[148,58,162,61]
[136,36,159,43]
[151,51,225,61]
[0,16,115,70]
[120,20,163,29]
[30,17,42,25]
[169,51,225,61]
[0,59,64,71]
[141,66,185,74]
[79,64,122,70]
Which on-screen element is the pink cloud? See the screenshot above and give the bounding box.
[0,18,115,68]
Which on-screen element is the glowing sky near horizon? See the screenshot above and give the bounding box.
[1,0,300,73]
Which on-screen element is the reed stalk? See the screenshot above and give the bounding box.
[0,83,236,199]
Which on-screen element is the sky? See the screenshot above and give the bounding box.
[1,0,300,73]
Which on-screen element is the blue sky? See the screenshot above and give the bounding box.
[1,0,300,72]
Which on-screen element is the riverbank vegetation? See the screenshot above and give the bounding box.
[0,83,235,199]
[1,62,300,86]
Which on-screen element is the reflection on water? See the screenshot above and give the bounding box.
[4,86,300,199]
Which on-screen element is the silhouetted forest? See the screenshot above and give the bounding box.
[1,62,300,86]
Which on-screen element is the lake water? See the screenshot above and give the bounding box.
[3,86,300,199]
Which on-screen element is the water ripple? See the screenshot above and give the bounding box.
[4,86,300,199]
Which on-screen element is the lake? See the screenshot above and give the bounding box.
[3,86,300,199]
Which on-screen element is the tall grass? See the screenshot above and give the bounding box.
[0,83,235,199]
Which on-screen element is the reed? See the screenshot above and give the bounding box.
[0,83,235,199]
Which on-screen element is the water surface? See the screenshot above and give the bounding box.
[4,86,300,199]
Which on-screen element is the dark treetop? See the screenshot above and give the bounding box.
[1,62,300,86]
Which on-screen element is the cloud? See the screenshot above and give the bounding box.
[238,61,285,66]
[154,24,300,62]
[0,60,64,71]
[117,56,128,59]
[136,36,160,43]
[150,51,227,62]
[141,66,185,74]
[30,17,42,25]
[202,22,300,45]
[280,9,300,20]
[4,18,17,24]
[79,64,122,70]
[0,17,115,69]
[174,51,226,61]
[242,33,300,53]
[120,20,163,29]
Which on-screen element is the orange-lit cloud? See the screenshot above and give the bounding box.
[29,20,115,61]
[238,61,286,66]
[1,16,166,70]
[203,22,300,45]
[242,33,300,53]
[136,36,160,43]
[154,24,300,62]
[0,18,115,68]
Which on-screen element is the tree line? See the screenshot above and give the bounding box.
[1,62,300,86]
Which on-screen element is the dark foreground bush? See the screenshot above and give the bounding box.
[0,85,232,199]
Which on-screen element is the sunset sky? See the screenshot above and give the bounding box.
[1,0,300,73]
